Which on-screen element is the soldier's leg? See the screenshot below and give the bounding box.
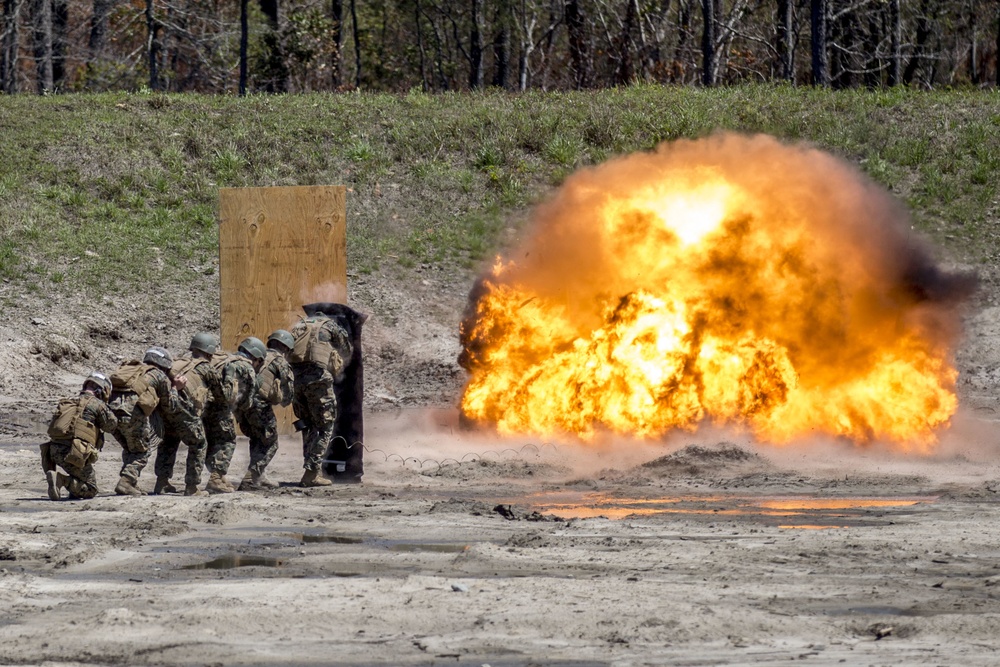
[207,414,237,476]
[117,408,151,484]
[247,407,279,476]
[154,430,180,482]
[49,445,98,499]
[180,419,208,490]
[302,379,337,472]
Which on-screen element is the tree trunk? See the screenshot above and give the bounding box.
[331,0,343,88]
[469,0,483,88]
[1,0,22,93]
[674,0,692,82]
[996,0,999,86]
[777,0,792,80]
[350,0,360,87]
[565,0,591,88]
[30,0,52,93]
[969,0,978,84]
[902,0,932,85]
[615,0,637,85]
[145,0,159,90]
[239,0,247,95]
[888,0,900,85]
[701,0,715,86]
[51,0,65,88]
[491,0,510,88]
[810,0,828,86]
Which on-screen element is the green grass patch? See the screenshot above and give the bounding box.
[0,86,997,300]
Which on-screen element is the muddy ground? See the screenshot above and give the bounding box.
[2,258,1000,665]
[3,403,1000,666]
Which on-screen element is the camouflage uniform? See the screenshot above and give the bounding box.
[154,359,224,489]
[204,353,256,478]
[237,350,293,478]
[290,316,353,472]
[109,366,178,485]
[41,392,117,499]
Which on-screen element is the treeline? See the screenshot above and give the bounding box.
[1,0,997,94]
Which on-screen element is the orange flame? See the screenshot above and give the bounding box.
[459,134,974,452]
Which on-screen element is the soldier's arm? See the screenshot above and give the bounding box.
[151,369,183,413]
[278,358,295,407]
[325,321,354,382]
[235,363,256,413]
[97,402,118,434]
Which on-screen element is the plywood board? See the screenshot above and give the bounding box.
[219,185,347,434]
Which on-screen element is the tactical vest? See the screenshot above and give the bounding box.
[170,357,209,413]
[110,361,159,416]
[47,394,99,446]
[210,353,243,409]
[290,318,334,366]
[257,351,289,406]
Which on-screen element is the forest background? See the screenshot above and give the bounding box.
[0,0,998,96]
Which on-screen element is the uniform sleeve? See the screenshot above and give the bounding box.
[149,368,183,414]
[324,320,354,381]
[278,357,295,407]
[202,365,229,408]
[232,361,257,413]
[96,402,118,434]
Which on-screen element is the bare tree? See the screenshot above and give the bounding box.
[888,0,900,85]
[491,0,511,88]
[1,0,22,93]
[810,0,828,85]
[777,0,793,80]
[239,0,247,95]
[350,0,359,87]
[52,0,66,88]
[565,0,590,88]
[468,0,483,87]
[702,0,716,85]
[145,0,161,90]
[30,0,52,93]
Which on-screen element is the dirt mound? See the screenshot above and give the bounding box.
[641,443,767,476]
[423,459,568,480]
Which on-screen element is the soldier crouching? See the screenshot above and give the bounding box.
[41,372,118,500]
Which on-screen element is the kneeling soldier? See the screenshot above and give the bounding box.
[41,372,118,500]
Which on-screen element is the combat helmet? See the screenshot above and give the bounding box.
[189,332,219,355]
[83,371,112,400]
[267,329,294,352]
[238,336,267,361]
[143,346,174,371]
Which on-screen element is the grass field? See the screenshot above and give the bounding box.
[1,86,998,298]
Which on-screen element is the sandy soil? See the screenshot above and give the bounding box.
[3,404,1000,666]
[2,251,1000,665]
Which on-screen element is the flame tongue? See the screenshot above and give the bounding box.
[459,134,971,452]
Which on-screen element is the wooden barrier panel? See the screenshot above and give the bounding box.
[219,185,347,434]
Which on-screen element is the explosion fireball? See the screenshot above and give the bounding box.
[459,134,975,452]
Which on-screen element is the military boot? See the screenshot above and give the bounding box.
[206,472,234,494]
[114,476,143,496]
[184,484,206,497]
[238,471,260,491]
[300,469,333,487]
[153,476,177,495]
[46,470,62,500]
[257,473,278,489]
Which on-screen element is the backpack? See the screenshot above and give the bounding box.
[290,318,333,366]
[170,357,209,413]
[47,394,99,447]
[257,351,291,406]
[110,361,160,415]
[210,352,243,408]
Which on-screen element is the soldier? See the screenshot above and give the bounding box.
[203,336,265,494]
[153,332,225,496]
[41,372,118,500]
[237,329,295,490]
[289,308,353,487]
[108,346,186,496]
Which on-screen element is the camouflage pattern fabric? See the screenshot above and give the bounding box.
[205,355,256,477]
[155,399,208,488]
[237,401,279,477]
[43,392,118,498]
[46,441,100,498]
[237,352,293,476]
[291,363,337,472]
[109,367,175,484]
[155,356,223,488]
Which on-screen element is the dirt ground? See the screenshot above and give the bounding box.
[3,260,1000,666]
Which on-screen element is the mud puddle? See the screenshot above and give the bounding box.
[182,554,286,570]
[524,492,935,525]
